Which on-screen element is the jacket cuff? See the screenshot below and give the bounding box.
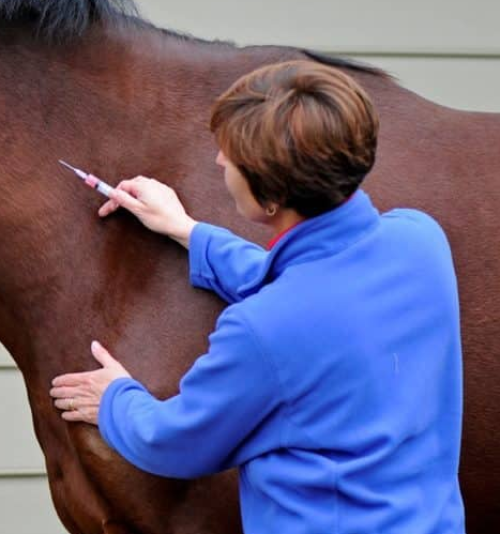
[98,377,145,449]
[188,222,218,289]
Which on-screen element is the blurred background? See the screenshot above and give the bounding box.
[1,1,499,532]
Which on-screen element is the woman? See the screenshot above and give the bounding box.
[50,60,465,534]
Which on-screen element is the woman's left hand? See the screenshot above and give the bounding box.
[50,341,131,425]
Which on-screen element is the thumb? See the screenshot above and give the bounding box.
[91,340,118,368]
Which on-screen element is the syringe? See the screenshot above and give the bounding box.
[59,160,115,198]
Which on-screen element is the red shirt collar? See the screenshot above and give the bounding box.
[266,194,355,251]
[266,221,303,250]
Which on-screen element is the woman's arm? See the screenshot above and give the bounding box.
[189,222,267,303]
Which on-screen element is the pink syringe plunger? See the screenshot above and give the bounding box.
[58,160,114,198]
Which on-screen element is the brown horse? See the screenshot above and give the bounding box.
[0,1,498,533]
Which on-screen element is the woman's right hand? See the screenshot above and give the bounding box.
[98,176,198,248]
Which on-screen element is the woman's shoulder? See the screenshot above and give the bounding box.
[382,206,445,233]
[381,206,451,248]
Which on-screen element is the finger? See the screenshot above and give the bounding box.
[108,188,144,213]
[52,372,91,387]
[49,386,82,399]
[91,340,118,368]
[115,178,149,198]
[54,398,75,411]
[98,179,139,216]
[61,410,86,423]
[98,199,119,217]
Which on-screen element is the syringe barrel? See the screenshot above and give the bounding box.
[97,182,114,197]
[86,174,114,198]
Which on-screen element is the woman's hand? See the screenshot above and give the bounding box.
[99,176,198,248]
[50,341,131,425]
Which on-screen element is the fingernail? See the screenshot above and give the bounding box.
[91,340,100,350]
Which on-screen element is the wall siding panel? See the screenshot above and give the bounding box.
[0,477,66,534]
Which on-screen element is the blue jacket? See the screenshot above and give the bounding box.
[99,189,465,534]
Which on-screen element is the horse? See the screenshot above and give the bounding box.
[0,1,498,533]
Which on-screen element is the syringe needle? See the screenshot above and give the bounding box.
[58,159,114,198]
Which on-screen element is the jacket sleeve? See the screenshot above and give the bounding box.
[188,222,268,303]
[98,307,282,479]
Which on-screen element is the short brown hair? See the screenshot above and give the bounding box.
[210,60,379,218]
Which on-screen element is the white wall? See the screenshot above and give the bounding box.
[136,0,500,112]
[0,345,66,534]
[2,1,499,532]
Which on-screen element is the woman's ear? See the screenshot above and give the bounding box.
[215,150,225,167]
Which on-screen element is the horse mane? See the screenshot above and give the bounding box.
[300,49,389,78]
[0,0,139,41]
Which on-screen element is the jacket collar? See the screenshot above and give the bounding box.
[238,189,380,298]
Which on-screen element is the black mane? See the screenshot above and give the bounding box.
[301,49,388,78]
[0,0,139,41]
